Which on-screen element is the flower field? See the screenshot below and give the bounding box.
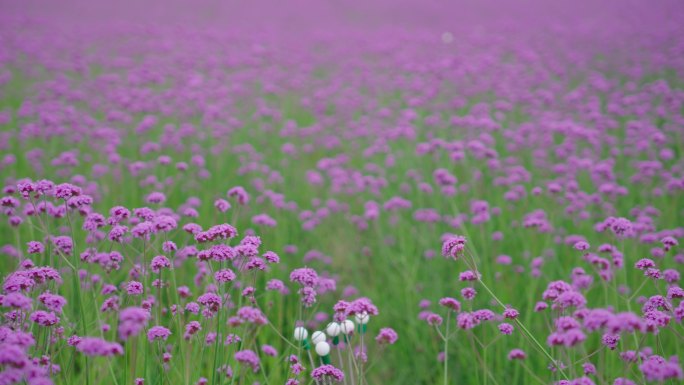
[1,1,683,384]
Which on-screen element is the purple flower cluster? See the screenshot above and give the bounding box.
[311,364,344,382]
[1,1,683,384]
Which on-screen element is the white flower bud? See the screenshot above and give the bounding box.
[315,341,331,356]
[340,319,355,335]
[312,331,326,344]
[325,322,341,337]
[354,312,370,325]
[293,326,308,341]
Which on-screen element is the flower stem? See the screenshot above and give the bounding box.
[478,277,568,380]
[444,311,450,385]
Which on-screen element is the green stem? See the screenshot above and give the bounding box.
[444,311,450,385]
[477,277,568,380]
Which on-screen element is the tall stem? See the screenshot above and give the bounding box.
[463,245,568,381]
[346,336,356,385]
[444,311,450,385]
[337,347,348,385]
[359,333,365,385]
[211,306,222,385]
[307,350,320,385]
[478,277,568,380]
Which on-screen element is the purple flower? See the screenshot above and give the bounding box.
[214,269,236,283]
[214,199,231,212]
[461,287,477,300]
[227,186,250,205]
[37,292,66,313]
[426,313,443,326]
[234,349,260,372]
[245,257,267,271]
[507,349,526,360]
[198,293,222,312]
[75,337,123,357]
[237,306,267,325]
[613,379,636,385]
[601,333,620,350]
[469,308,493,322]
[503,308,519,319]
[456,312,480,330]
[195,224,237,243]
[266,279,287,293]
[118,307,150,340]
[439,297,461,312]
[131,221,155,240]
[298,286,317,307]
[639,355,683,382]
[0,343,29,368]
[147,326,171,342]
[30,310,60,326]
[459,270,480,281]
[290,268,318,287]
[150,255,171,273]
[263,251,280,264]
[498,323,514,335]
[311,364,344,382]
[347,297,379,316]
[162,241,177,253]
[2,292,33,310]
[54,183,82,199]
[252,213,277,227]
[375,328,398,344]
[441,235,467,259]
[184,321,202,339]
[553,291,587,310]
[146,192,166,204]
[126,281,144,295]
[635,258,656,270]
[108,225,129,242]
[261,345,278,357]
[52,236,73,255]
[27,241,45,254]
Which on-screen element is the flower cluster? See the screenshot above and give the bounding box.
[1,2,683,384]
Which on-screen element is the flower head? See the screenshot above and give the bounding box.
[375,328,398,345]
[311,364,344,382]
[147,326,171,341]
[441,235,467,259]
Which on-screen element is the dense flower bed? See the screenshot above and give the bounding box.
[1,1,683,384]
